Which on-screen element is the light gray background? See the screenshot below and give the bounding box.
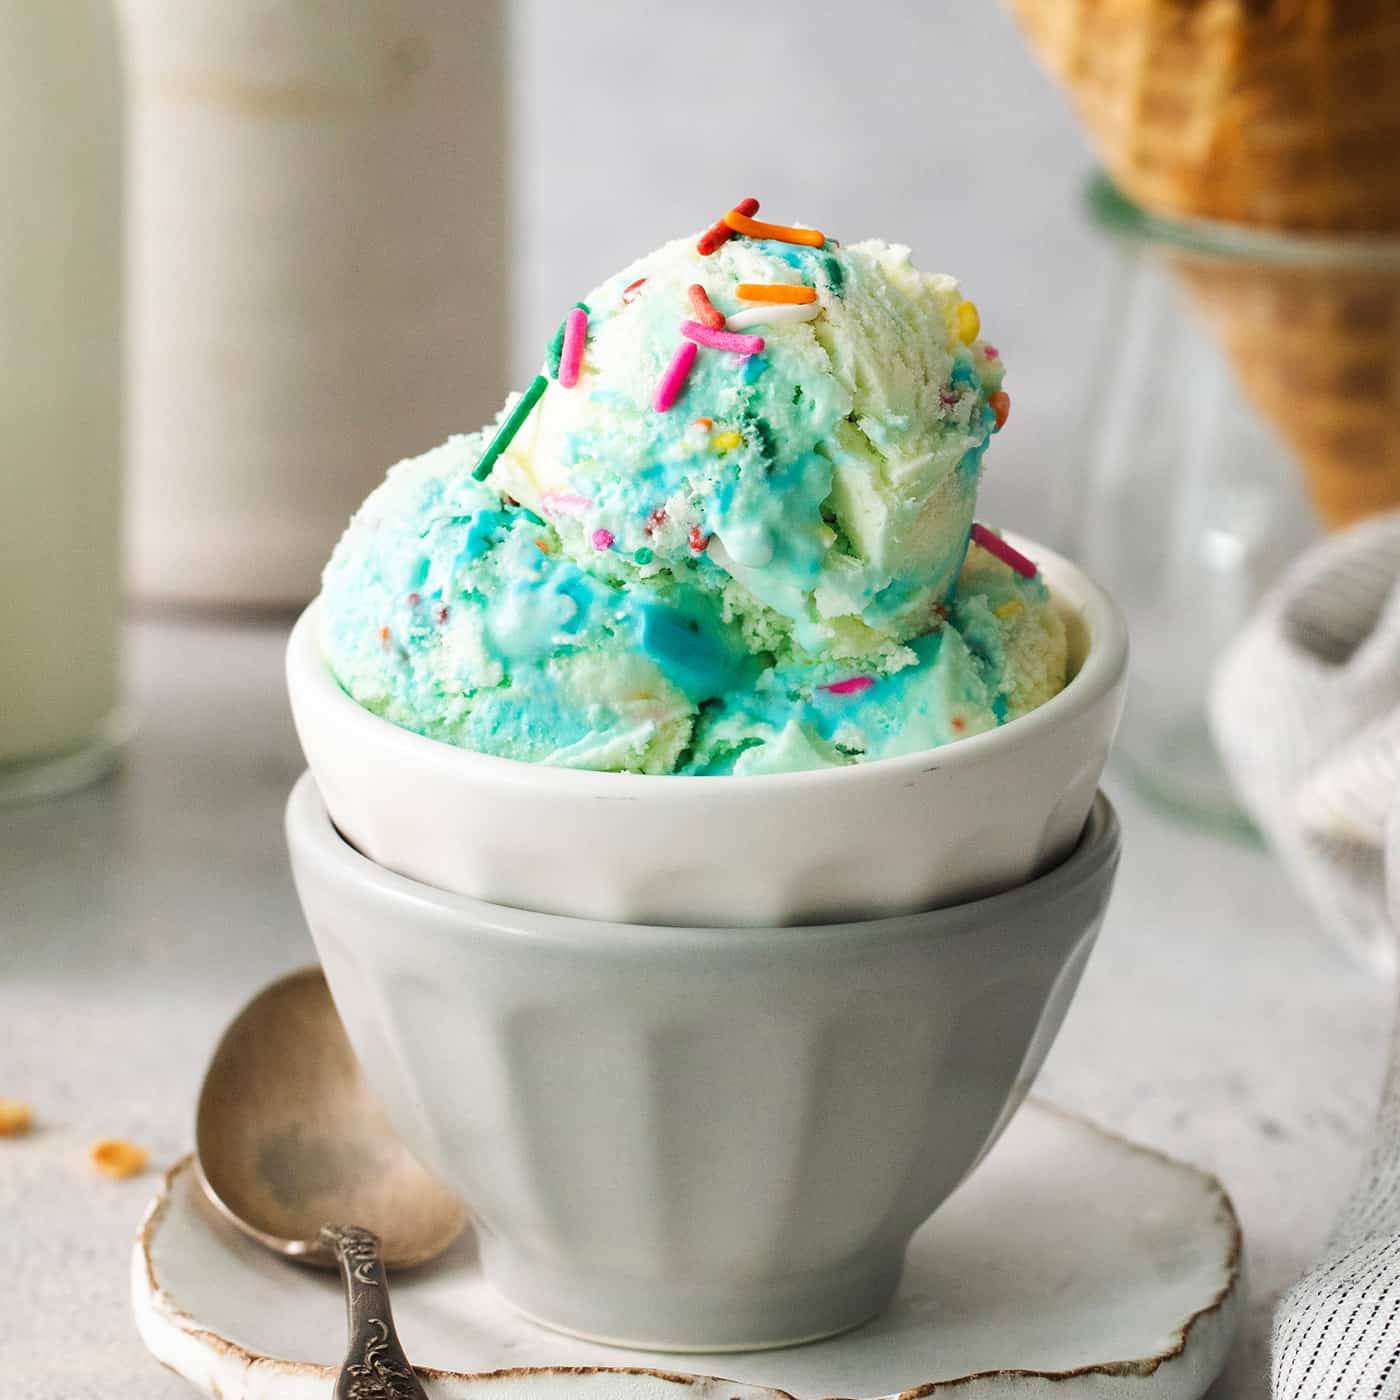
[508,0,1104,537]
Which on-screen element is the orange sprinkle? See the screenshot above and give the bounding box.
[735,283,817,305]
[535,537,551,553]
[951,716,966,732]
[722,211,825,248]
[989,391,1011,430]
[90,1138,148,1179]
[687,284,726,330]
[377,626,391,650]
[693,417,713,431]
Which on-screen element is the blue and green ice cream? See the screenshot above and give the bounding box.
[321,222,1067,775]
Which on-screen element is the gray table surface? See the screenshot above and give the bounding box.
[2,614,1390,1399]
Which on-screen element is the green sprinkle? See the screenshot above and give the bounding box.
[633,547,654,565]
[792,385,804,405]
[546,301,590,378]
[473,375,547,481]
[823,256,845,295]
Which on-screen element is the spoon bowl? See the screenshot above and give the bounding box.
[194,965,466,1268]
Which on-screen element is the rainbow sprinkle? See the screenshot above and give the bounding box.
[558,307,588,389]
[970,523,1036,578]
[681,321,764,355]
[538,492,593,517]
[473,374,547,480]
[698,198,759,256]
[723,210,825,248]
[726,301,821,332]
[824,675,875,696]
[547,301,589,377]
[654,340,698,412]
[688,284,726,329]
[736,283,817,305]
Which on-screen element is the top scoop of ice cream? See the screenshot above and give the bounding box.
[320,205,1065,775]
[493,230,1005,661]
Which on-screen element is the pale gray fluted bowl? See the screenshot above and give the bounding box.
[286,773,1120,1352]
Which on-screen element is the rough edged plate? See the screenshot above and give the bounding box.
[132,1100,1242,1400]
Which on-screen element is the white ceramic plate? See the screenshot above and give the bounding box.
[132,1100,1242,1400]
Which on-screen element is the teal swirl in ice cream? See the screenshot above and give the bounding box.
[321,203,1064,775]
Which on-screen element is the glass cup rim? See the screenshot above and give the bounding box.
[1086,172,1400,270]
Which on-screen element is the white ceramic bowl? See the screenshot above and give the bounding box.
[286,773,1122,1351]
[287,533,1127,926]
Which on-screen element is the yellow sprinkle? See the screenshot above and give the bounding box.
[90,1138,149,1179]
[0,1099,33,1136]
[995,599,1025,620]
[711,430,743,453]
[957,300,980,344]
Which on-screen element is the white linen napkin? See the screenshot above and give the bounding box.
[1210,511,1400,1398]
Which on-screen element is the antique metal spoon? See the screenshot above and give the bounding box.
[195,966,467,1399]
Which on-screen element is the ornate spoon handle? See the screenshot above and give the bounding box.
[321,1224,430,1400]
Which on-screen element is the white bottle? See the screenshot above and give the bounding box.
[120,0,508,607]
[0,2,125,800]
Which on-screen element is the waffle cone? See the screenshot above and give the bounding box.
[1007,0,1400,234]
[1173,252,1400,527]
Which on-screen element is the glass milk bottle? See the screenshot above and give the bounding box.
[0,2,125,802]
[119,0,507,608]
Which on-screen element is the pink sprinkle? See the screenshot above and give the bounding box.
[435,604,449,623]
[679,320,765,356]
[407,592,421,605]
[940,390,959,407]
[970,523,1037,578]
[645,507,667,534]
[984,345,999,360]
[824,675,876,696]
[654,339,698,412]
[558,307,588,388]
[539,492,593,517]
[591,528,615,550]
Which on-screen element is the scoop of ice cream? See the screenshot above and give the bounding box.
[321,434,756,774]
[685,542,1066,775]
[493,232,1004,663]
[321,437,1064,776]
[321,207,1062,777]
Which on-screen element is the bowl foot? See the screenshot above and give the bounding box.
[478,1233,906,1354]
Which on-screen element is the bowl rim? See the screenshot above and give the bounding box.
[286,772,1120,948]
[288,531,1129,797]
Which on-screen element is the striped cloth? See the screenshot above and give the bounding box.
[1211,512,1400,1399]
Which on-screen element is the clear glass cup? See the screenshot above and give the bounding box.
[1059,176,1338,835]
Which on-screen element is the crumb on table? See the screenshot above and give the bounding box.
[89,1138,149,1179]
[0,1098,33,1136]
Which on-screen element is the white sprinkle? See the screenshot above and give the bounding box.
[725,301,823,332]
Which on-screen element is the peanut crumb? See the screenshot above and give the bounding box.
[0,1099,33,1136]
[90,1138,149,1179]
